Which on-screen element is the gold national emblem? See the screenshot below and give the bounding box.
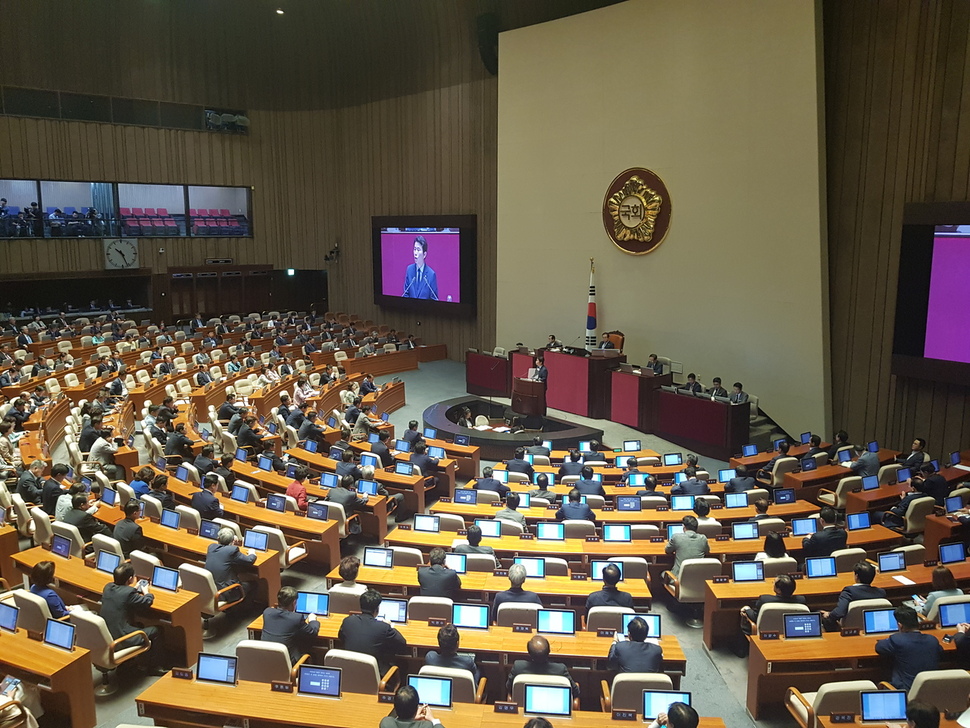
[602,168,672,255]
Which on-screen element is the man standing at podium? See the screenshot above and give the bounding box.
[532,355,547,383]
[402,236,438,300]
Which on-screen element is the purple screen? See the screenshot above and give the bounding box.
[380,229,461,303]
[924,232,970,364]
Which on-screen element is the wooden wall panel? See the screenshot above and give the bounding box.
[825,0,970,458]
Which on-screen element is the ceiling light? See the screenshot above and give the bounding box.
[275,8,284,14]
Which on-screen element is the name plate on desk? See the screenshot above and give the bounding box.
[712,576,729,584]
[547,504,558,510]
[759,631,780,640]
[601,506,615,512]
[493,569,509,577]
[924,559,939,567]
[585,536,600,542]
[650,537,664,543]
[512,624,532,633]
[919,621,936,631]
[293,510,306,517]
[710,504,723,510]
[172,668,193,680]
[612,709,638,721]
[656,506,670,512]
[571,573,588,581]
[428,618,447,627]
[186,527,199,536]
[597,628,617,638]
[715,535,730,542]
[270,681,294,693]
[494,702,519,714]
[397,524,411,530]
[378,692,395,704]
[840,628,860,637]
[489,501,502,507]
[830,714,855,724]
[519,533,534,540]
[439,497,452,503]
[254,500,265,508]
[790,573,804,580]
[457,529,467,536]
[149,516,160,524]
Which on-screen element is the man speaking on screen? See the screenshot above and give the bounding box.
[402,235,439,300]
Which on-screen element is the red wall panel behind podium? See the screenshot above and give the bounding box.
[611,371,641,428]
[546,350,589,416]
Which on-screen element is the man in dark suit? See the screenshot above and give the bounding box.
[101,563,164,673]
[17,460,46,504]
[113,500,145,558]
[454,524,496,556]
[371,430,394,467]
[15,326,33,347]
[725,465,757,493]
[607,616,663,673]
[401,420,423,445]
[491,564,543,623]
[826,429,851,461]
[506,447,535,479]
[598,333,615,349]
[402,236,439,300]
[915,463,949,505]
[532,356,548,383]
[896,438,927,470]
[875,606,943,690]
[740,575,807,633]
[558,450,584,477]
[646,354,664,375]
[326,474,369,534]
[205,526,258,605]
[40,464,69,514]
[878,478,932,527]
[64,493,112,542]
[528,472,560,504]
[575,465,606,497]
[802,434,826,461]
[556,489,595,522]
[635,475,666,499]
[618,457,641,484]
[801,506,847,557]
[194,365,212,387]
[0,366,21,389]
[410,441,440,483]
[507,634,580,697]
[823,561,887,629]
[78,418,102,453]
[298,410,326,444]
[670,467,711,496]
[730,382,750,405]
[217,394,241,422]
[191,474,224,521]
[236,416,264,451]
[380,685,444,728]
[335,449,363,482]
[164,422,195,460]
[759,441,792,480]
[418,547,462,600]
[261,586,321,662]
[285,402,308,431]
[586,563,633,612]
[706,377,728,398]
[338,589,409,674]
[425,623,480,682]
[193,444,216,476]
[679,373,701,393]
[525,436,550,457]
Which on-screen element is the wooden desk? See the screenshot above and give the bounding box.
[545,349,622,420]
[610,369,673,431]
[654,390,749,462]
[730,442,831,471]
[11,547,204,667]
[0,524,18,585]
[844,482,909,514]
[0,627,96,728]
[783,450,899,503]
[354,434,481,481]
[924,513,962,555]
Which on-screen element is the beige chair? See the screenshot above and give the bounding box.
[891,544,926,566]
[435,513,466,532]
[817,476,861,510]
[140,495,163,521]
[761,556,798,577]
[177,563,245,639]
[755,518,787,536]
[585,606,634,632]
[390,546,424,568]
[173,504,200,531]
[924,594,970,624]
[464,553,498,572]
[327,585,367,614]
[70,609,150,696]
[473,489,500,504]
[496,602,541,628]
[696,519,722,537]
[841,598,892,630]
[878,463,902,485]
[92,534,125,561]
[474,415,489,426]
[510,674,577,708]
[607,556,648,580]
[583,494,606,510]
[563,520,596,538]
[253,525,308,569]
[13,590,63,634]
[406,596,453,622]
[28,506,53,546]
[323,649,398,694]
[663,558,722,627]
[905,669,970,713]
[129,550,163,581]
[418,665,486,704]
[601,673,673,712]
[786,680,878,728]
[236,639,307,683]
[541,557,569,576]
[505,471,529,484]
[321,501,358,539]
[763,457,798,487]
[115,482,135,507]
[9,495,36,540]
[745,602,810,634]
[831,547,867,573]
[890,496,936,535]
[52,521,88,558]
[497,519,525,537]
[630,525,660,540]
[179,461,201,485]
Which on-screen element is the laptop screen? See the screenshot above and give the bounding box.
[732,561,765,582]
[773,488,796,504]
[235,448,248,462]
[732,522,758,540]
[376,599,407,623]
[951,451,962,467]
[258,456,273,472]
[877,551,906,573]
[243,530,268,551]
[356,480,379,496]
[671,495,694,511]
[536,522,564,541]
[360,453,379,469]
[196,653,237,685]
[513,557,546,578]
[493,470,509,483]
[320,473,338,489]
[394,440,411,453]
[199,519,220,539]
[773,438,787,450]
[152,565,179,591]
[395,462,414,476]
[846,512,871,531]
[861,475,879,491]
[667,524,685,539]
[297,665,341,698]
[428,446,446,460]
[51,534,72,558]
[897,467,911,482]
[326,416,337,429]
[101,487,117,506]
[628,473,647,487]
[518,493,532,509]
[43,618,75,651]
[474,519,502,539]
[160,509,181,530]
[603,524,632,542]
[616,495,642,512]
[800,432,812,445]
[266,494,286,513]
[725,493,748,509]
[623,440,641,452]
[800,458,817,472]
[175,465,189,482]
[455,490,477,504]
[673,473,687,485]
[742,444,758,457]
[537,609,576,635]
[591,560,624,581]
[95,550,121,575]
[367,433,380,445]
[444,553,467,573]
[862,608,897,635]
[866,441,879,453]
[718,469,737,483]
[861,691,907,722]
[363,547,394,568]
[524,684,572,717]
[307,502,329,521]
[327,447,343,460]
[230,485,249,503]
[303,439,319,453]
[838,449,852,463]
[662,453,683,466]
[940,602,970,628]
[940,542,966,565]
[783,612,822,639]
[413,515,440,533]
[578,441,592,452]
[805,557,837,578]
[946,495,964,513]
[642,691,691,721]
[285,463,298,479]
[452,603,489,629]
[423,427,437,440]
[622,612,661,637]
[454,434,470,446]
[791,518,818,536]
[407,675,452,709]
[0,603,18,632]
[295,592,329,616]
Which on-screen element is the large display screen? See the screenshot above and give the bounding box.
[923,227,970,363]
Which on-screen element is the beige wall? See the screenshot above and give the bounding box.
[497,0,829,438]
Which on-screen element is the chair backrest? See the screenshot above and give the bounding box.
[418,665,479,703]
[842,598,893,630]
[436,513,466,532]
[474,490,500,504]
[902,496,936,533]
[177,563,218,614]
[12,590,54,633]
[695,519,722,537]
[29,506,53,545]
[583,494,606,509]
[630,525,660,540]
[129,550,162,580]
[51,521,86,558]
[253,525,294,566]
[465,553,498,572]
[496,602,541,628]
[92,534,125,559]
[891,544,926,566]
[563,520,595,538]
[771,457,799,486]
[878,463,902,485]
[531,455,551,467]
[323,649,380,693]
[756,518,787,536]
[610,673,674,712]
[497,519,525,536]
[608,556,648,580]
[115,482,135,507]
[761,556,798,577]
[390,546,423,568]
[327,584,366,614]
[68,608,119,669]
[474,415,489,426]
[406,596,454,622]
[586,606,634,631]
[235,639,293,683]
[755,602,810,632]
[811,681,879,720]
[511,674,571,707]
[542,557,569,576]
[673,558,722,603]
[831,547,868,573]
[908,669,970,713]
[925,594,970,623]
[505,472,529,483]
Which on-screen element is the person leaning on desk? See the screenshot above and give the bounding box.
[339,589,409,675]
[261,586,320,663]
[556,489,594,522]
[874,606,943,691]
[381,685,445,728]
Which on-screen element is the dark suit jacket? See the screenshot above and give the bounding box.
[897,451,926,470]
[78,426,100,453]
[411,453,439,477]
[474,478,510,496]
[402,429,422,444]
[100,583,155,640]
[801,525,848,558]
[558,461,584,477]
[113,518,145,558]
[875,630,944,690]
[425,651,480,683]
[670,478,711,496]
[17,472,44,504]
[41,478,64,514]
[338,612,408,673]
[505,459,534,478]
[165,432,194,458]
[742,594,808,622]
[507,658,579,696]
[829,583,887,620]
[326,487,369,519]
[379,718,436,728]
[237,425,263,450]
[193,455,216,475]
[417,564,462,599]
[63,506,112,541]
[491,587,542,623]
[921,474,949,506]
[191,489,224,520]
[556,501,594,521]
[725,476,757,494]
[575,479,606,497]
[586,585,634,612]
[204,542,257,590]
[217,402,240,420]
[402,263,438,300]
[148,488,176,511]
[371,442,394,467]
[607,640,663,673]
[261,606,320,662]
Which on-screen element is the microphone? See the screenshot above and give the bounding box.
[402,276,415,297]
[429,286,439,301]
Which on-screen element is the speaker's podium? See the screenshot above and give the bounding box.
[511,377,546,428]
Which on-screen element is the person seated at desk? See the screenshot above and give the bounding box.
[754,531,789,562]
[636,475,665,499]
[914,565,963,618]
[823,561,886,630]
[285,402,308,431]
[40,463,69,514]
[801,506,847,557]
[529,473,560,504]
[114,500,146,558]
[191,474,225,521]
[237,415,264,451]
[148,473,176,511]
[875,606,943,691]
[368,429,393,468]
[546,334,563,349]
[740,574,806,639]
[333,428,352,452]
[380,685,444,728]
[206,527,258,608]
[800,434,826,461]
[335,448,363,482]
[298,409,326,444]
[276,393,294,423]
[707,377,728,398]
[751,498,772,520]
[725,464,757,493]
[843,443,880,477]
[358,464,405,515]
[526,436,550,457]
[913,463,949,506]
[645,353,663,375]
[875,478,930,528]
[339,589,409,675]
[692,498,721,532]
[16,459,45,505]
[411,441,440,484]
[896,438,927,470]
[492,563,543,623]
[598,332,614,349]
[402,420,423,446]
[679,373,701,393]
[0,423,21,470]
[165,422,195,460]
[285,465,312,512]
[670,466,710,496]
[649,703,699,728]
[730,382,749,405]
[64,493,112,543]
[558,449,584,477]
[508,634,580,697]
[418,547,462,600]
[30,560,79,618]
[102,563,166,674]
[261,586,321,663]
[425,623,481,683]
[583,441,608,464]
[608,615,662,673]
[193,444,216,476]
[556,489,594,522]
[495,492,527,526]
[55,483,94,522]
[618,457,641,484]
[330,555,368,600]
[360,373,379,395]
[128,466,153,498]
[586,562,633,612]
[455,406,473,428]
[325,474,368,534]
[574,465,606,497]
[758,441,791,481]
[825,429,851,461]
[454,524,495,556]
[506,447,535,479]
[665,516,710,578]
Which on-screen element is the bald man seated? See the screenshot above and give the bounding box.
[506,634,580,697]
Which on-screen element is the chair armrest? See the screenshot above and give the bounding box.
[600,679,612,712]
[817,487,834,497]
[475,677,487,704]
[878,681,897,690]
[379,664,399,692]
[785,687,814,728]
[288,540,307,553]
[290,653,311,681]
[109,630,151,661]
[215,583,246,611]
[0,578,8,592]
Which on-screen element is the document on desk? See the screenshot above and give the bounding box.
[955,464,970,472]
[474,425,491,431]
[892,575,916,585]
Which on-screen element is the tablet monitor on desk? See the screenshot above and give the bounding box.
[731,560,765,582]
[243,530,268,552]
[513,557,546,578]
[285,463,298,479]
[877,551,906,573]
[603,524,632,542]
[360,453,379,469]
[81,476,93,492]
[718,469,737,483]
[0,603,17,633]
[407,675,453,709]
[320,473,338,489]
[152,565,179,592]
[297,665,341,698]
[578,441,592,453]
[951,451,962,467]
[295,592,329,616]
[861,475,879,491]
[791,518,817,536]
[946,495,964,513]
[363,547,394,568]
[867,441,880,453]
[800,432,812,445]
[940,602,970,628]
[266,423,277,435]
[394,440,411,453]
[838,449,853,463]
[591,472,603,482]
[444,553,467,574]
[642,691,691,721]
[783,612,822,639]
[805,557,837,578]
[662,453,683,467]
[428,446,446,460]
[454,490,477,504]
[536,522,564,541]
[474,519,502,539]
[454,435,470,446]
[524,684,572,717]
[326,417,337,429]
[395,462,414,476]
[846,512,871,531]
[591,560,623,581]
[860,690,907,723]
[940,542,966,565]
[266,494,287,513]
[623,440,641,452]
[356,480,379,496]
[196,653,237,685]
[413,515,440,533]
[51,534,72,558]
[95,550,121,575]
[533,472,555,486]
[725,493,748,509]
[627,473,647,487]
[367,432,380,445]
[862,608,897,635]
[174,465,190,482]
[800,458,817,472]
[307,502,329,521]
[235,447,248,462]
[493,470,509,484]
[327,446,343,460]
[671,495,694,511]
[452,603,489,630]
[230,485,249,503]
[616,495,642,512]
[773,488,796,504]
[199,519,220,540]
[673,473,687,485]
[742,444,758,457]
[773,438,787,450]
[666,524,684,539]
[896,467,912,482]
[302,440,319,454]
[377,599,407,624]
[621,612,661,637]
[160,509,181,530]
[537,609,576,635]
[731,522,758,540]
[101,486,117,506]
[43,618,75,651]
[423,427,437,440]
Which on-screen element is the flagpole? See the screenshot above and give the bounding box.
[585,258,597,351]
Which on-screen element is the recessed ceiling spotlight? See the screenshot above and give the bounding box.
[275,7,284,14]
